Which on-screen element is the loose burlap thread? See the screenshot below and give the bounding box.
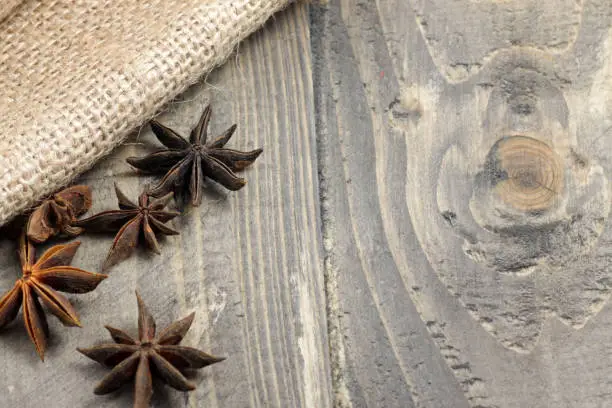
[0,0,294,226]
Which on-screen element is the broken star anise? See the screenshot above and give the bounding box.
[78,291,225,408]
[74,184,180,271]
[126,105,263,206]
[0,233,107,360]
[27,185,92,243]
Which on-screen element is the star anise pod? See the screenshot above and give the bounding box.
[0,233,107,360]
[78,291,225,408]
[126,105,263,206]
[26,185,92,243]
[74,184,180,271]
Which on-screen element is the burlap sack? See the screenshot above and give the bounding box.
[0,0,294,226]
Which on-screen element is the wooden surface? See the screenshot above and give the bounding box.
[313,0,612,407]
[2,1,612,407]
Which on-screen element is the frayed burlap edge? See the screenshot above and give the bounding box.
[0,0,296,226]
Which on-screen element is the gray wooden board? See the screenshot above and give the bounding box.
[3,1,612,407]
[0,4,332,408]
[313,1,612,408]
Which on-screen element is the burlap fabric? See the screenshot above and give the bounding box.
[0,0,294,226]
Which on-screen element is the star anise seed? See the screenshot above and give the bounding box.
[0,233,107,360]
[78,291,225,408]
[26,185,92,243]
[126,105,263,206]
[74,184,180,271]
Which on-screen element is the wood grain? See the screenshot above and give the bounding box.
[313,0,612,407]
[0,4,332,407]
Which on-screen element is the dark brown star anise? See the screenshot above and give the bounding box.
[26,185,92,243]
[78,291,225,408]
[0,233,107,360]
[74,184,180,271]
[126,105,263,206]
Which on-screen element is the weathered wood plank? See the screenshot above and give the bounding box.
[0,4,332,407]
[312,2,469,407]
[313,0,612,407]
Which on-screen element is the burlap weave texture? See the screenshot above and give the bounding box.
[0,0,23,23]
[0,0,292,226]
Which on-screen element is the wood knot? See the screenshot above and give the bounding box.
[486,135,563,212]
